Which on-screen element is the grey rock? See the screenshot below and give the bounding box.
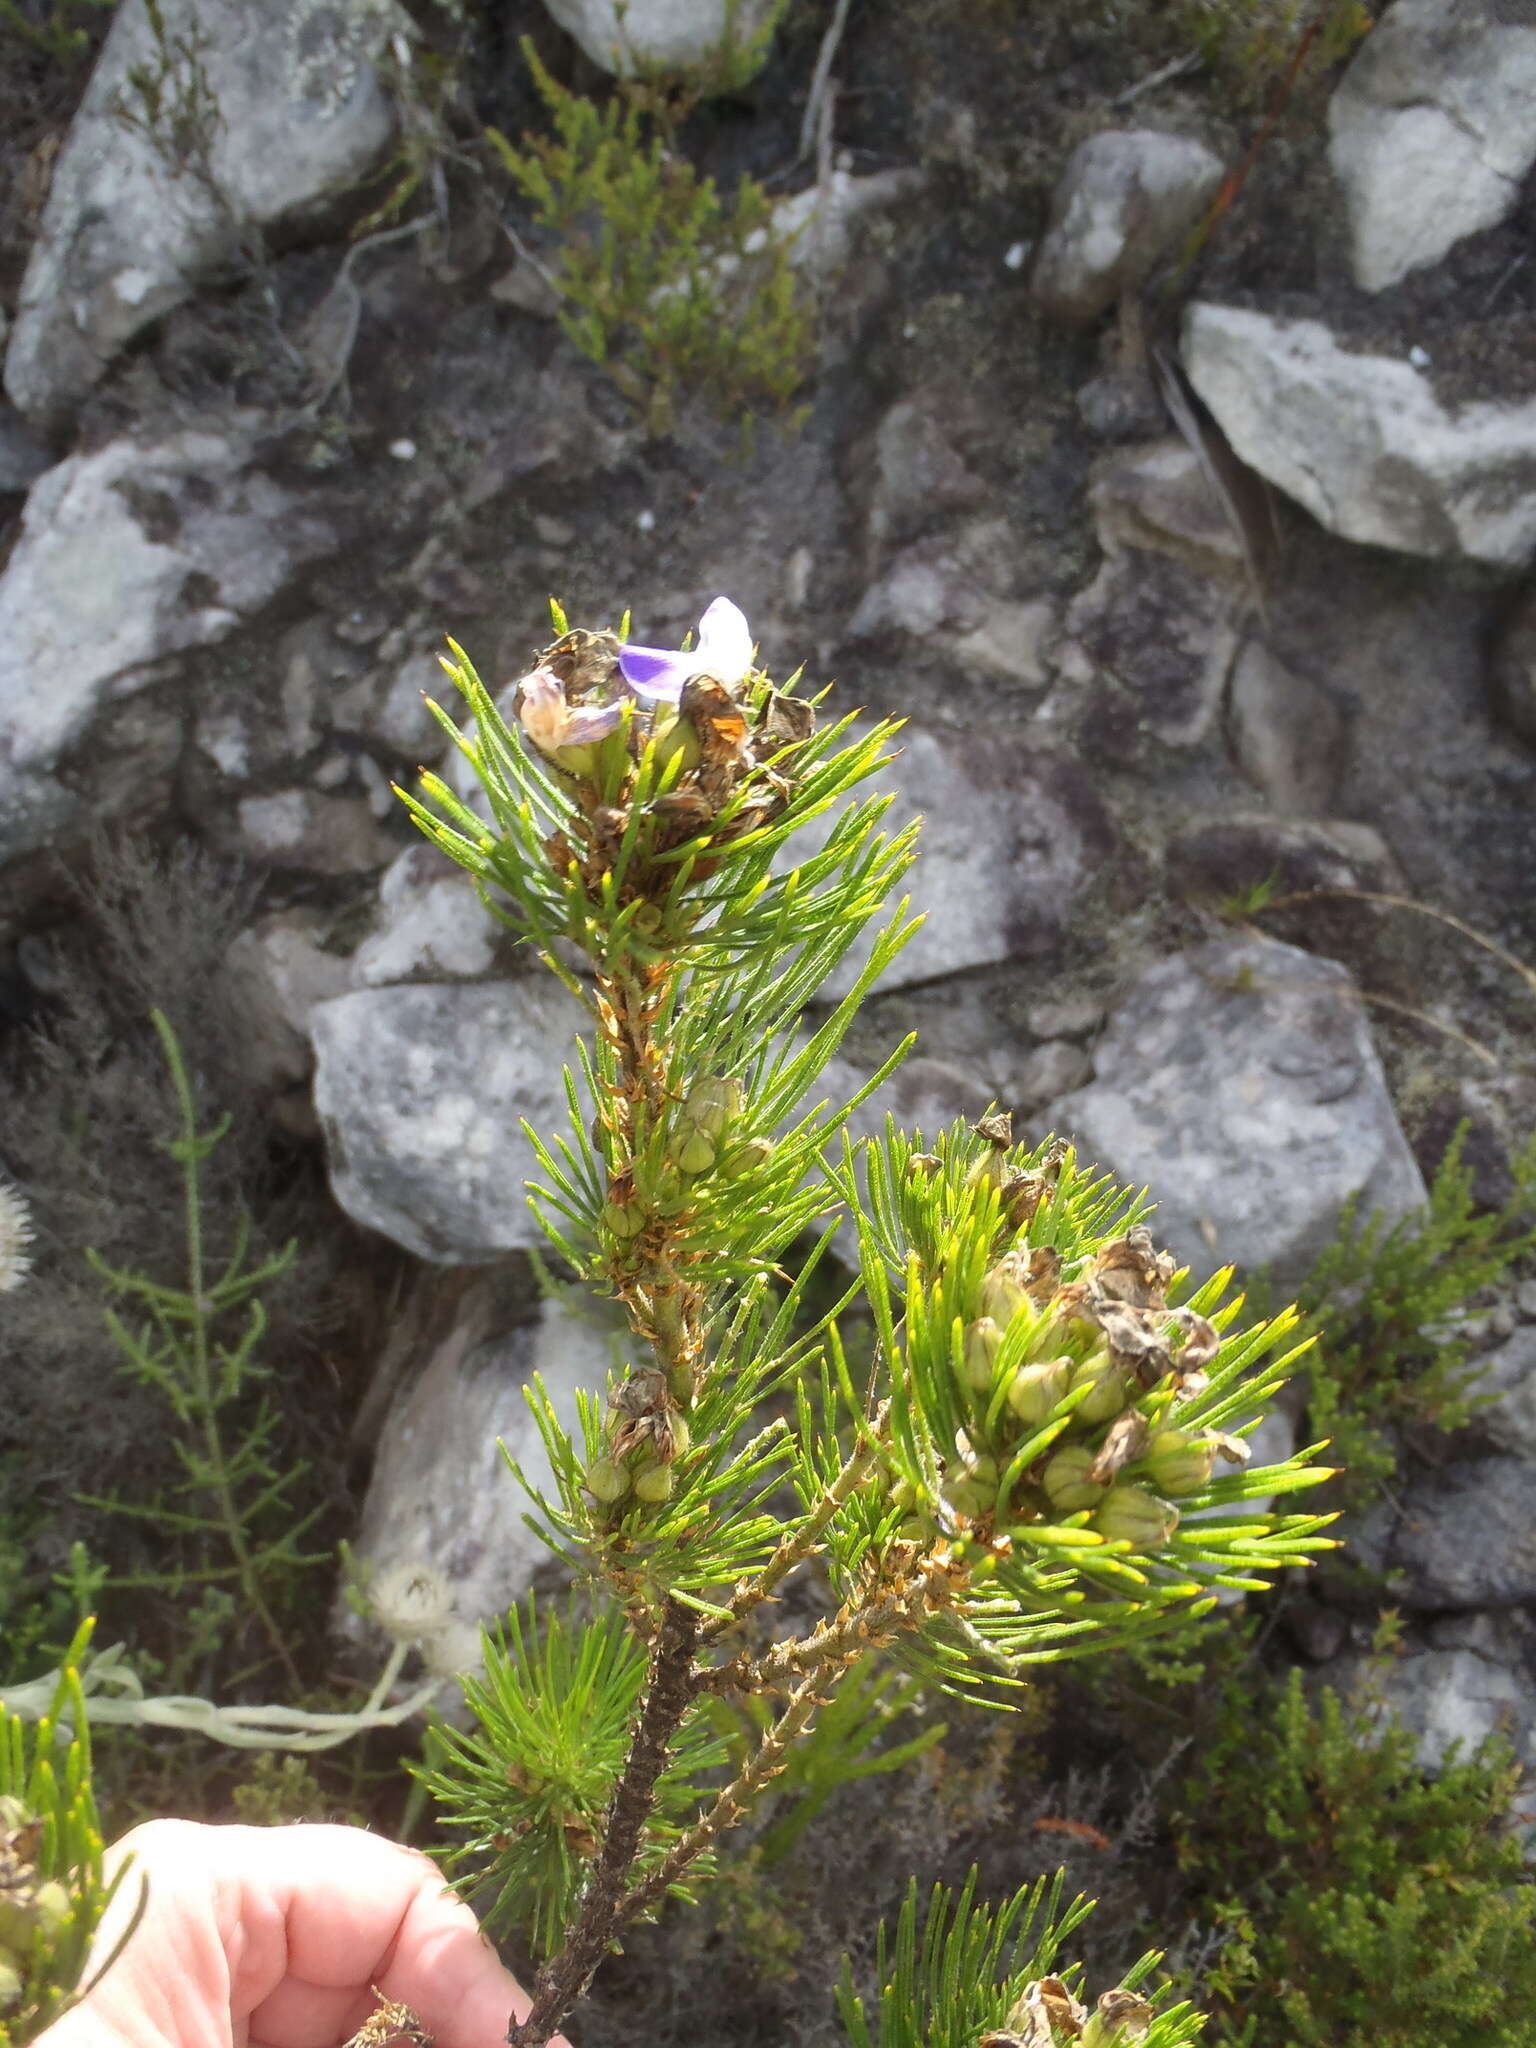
[1491,589,1536,749]
[1165,813,1400,907]
[1328,0,1536,292]
[824,1051,995,1153]
[847,520,1057,689]
[0,406,51,494]
[772,168,927,288]
[1518,1280,1536,1322]
[236,790,395,873]
[1224,637,1349,815]
[799,720,1116,1000]
[221,910,352,1089]
[1183,304,1536,569]
[1390,1457,1536,1609]
[349,844,506,986]
[1468,1326,1536,1458]
[540,0,781,78]
[333,648,454,761]
[0,431,334,852]
[1088,439,1250,583]
[312,979,588,1262]
[1062,548,1243,747]
[862,389,989,556]
[1049,934,1427,1291]
[339,1280,624,1686]
[5,0,410,427]
[1346,1611,1536,1775]
[1032,129,1224,326]
[1017,1039,1092,1109]
[1025,997,1105,1043]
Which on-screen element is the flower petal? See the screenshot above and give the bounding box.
[618,643,690,703]
[693,596,754,686]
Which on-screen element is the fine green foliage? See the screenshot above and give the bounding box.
[404,595,1336,2047]
[80,1011,324,1686]
[0,1622,143,2048]
[1173,0,1370,105]
[836,1869,1205,2048]
[487,43,813,436]
[1172,1667,1536,2048]
[1291,1129,1536,1505]
[0,0,114,65]
[417,1599,732,1958]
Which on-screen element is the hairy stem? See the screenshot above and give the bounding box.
[508,1599,700,2048]
[703,1553,951,1696]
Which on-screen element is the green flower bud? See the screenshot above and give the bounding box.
[1141,1428,1219,1496]
[1089,1483,1179,1550]
[0,1898,37,1954]
[0,1956,22,2011]
[675,1128,717,1177]
[980,1263,1027,1326]
[888,1477,918,1512]
[585,1456,631,1504]
[1041,1445,1107,1513]
[1068,1351,1130,1424]
[32,1883,68,1938]
[680,1077,742,1137]
[1006,1357,1072,1427]
[633,1462,674,1504]
[719,1137,773,1178]
[651,706,702,774]
[962,1317,1001,1392]
[897,1513,935,1543]
[665,1413,691,1460]
[601,1198,648,1240]
[940,1475,991,1520]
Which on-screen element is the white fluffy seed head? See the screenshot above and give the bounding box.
[369,1560,454,1643]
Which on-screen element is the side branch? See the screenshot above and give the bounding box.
[508,1599,700,2048]
[698,1403,891,1644]
[701,1552,950,1696]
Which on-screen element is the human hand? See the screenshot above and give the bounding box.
[37,1820,566,2048]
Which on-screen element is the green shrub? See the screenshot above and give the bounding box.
[1172,1666,1536,2047]
[1291,1130,1536,1508]
[487,43,813,437]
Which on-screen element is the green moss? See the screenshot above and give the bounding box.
[1170,1666,1536,2048]
[487,41,813,438]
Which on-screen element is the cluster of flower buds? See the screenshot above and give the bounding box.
[584,1365,692,1511]
[0,1798,70,2012]
[979,1976,1154,2048]
[513,598,816,878]
[598,1074,775,1249]
[905,1184,1250,1554]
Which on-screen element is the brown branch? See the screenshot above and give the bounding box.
[698,1402,891,1645]
[700,1554,950,1696]
[507,1599,700,2048]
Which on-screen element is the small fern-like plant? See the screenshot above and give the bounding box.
[81,1010,322,1686]
[487,43,813,437]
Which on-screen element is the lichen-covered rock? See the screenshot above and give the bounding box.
[0,431,334,857]
[349,844,507,987]
[4,0,410,428]
[1048,934,1426,1291]
[311,979,588,1262]
[792,718,1115,1000]
[1183,305,1536,569]
[539,0,781,80]
[1032,129,1223,326]
[337,1279,623,1691]
[1328,0,1536,292]
[1340,1611,1536,1776]
[1165,814,1400,908]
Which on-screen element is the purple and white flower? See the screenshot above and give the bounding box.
[618,596,755,704]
